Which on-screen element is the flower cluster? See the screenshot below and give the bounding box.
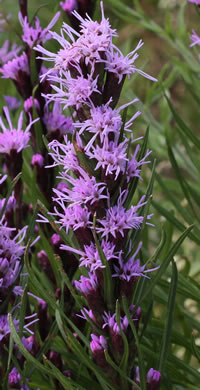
[36,2,161,387]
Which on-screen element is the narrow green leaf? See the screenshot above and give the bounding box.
[139,225,193,305]
[159,259,178,373]
[19,285,28,338]
[165,94,200,149]
[152,200,200,245]
[104,350,142,390]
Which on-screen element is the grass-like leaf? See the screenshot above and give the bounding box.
[158,259,178,374]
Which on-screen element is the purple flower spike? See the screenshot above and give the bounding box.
[8,367,21,388]
[147,368,161,390]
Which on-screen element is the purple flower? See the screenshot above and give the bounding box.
[104,41,157,84]
[0,40,22,65]
[24,97,40,113]
[31,154,45,168]
[90,333,108,369]
[78,307,96,323]
[52,203,91,233]
[43,101,74,140]
[188,0,200,4]
[48,136,79,173]
[0,225,27,290]
[75,102,122,150]
[45,69,100,110]
[86,138,128,179]
[0,106,38,155]
[74,272,99,296]
[0,52,29,81]
[190,30,200,47]
[19,11,60,48]
[113,241,159,282]
[97,196,147,240]
[0,315,19,342]
[53,169,107,206]
[127,145,152,182]
[3,96,21,111]
[61,240,117,272]
[35,2,116,74]
[147,368,161,390]
[90,333,107,353]
[8,367,21,388]
[0,194,16,215]
[60,0,78,13]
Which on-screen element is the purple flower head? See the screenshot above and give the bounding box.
[48,136,79,173]
[188,0,200,4]
[74,272,98,296]
[43,101,74,140]
[0,225,27,290]
[190,30,200,47]
[104,41,157,84]
[0,107,39,155]
[73,2,117,52]
[61,240,117,272]
[127,145,152,182]
[103,312,129,335]
[52,203,91,233]
[90,333,107,353]
[60,0,78,13]
[97,195,148,240]
[32,154,45,168]
[19,11,60,48]
[24,97,40,113]
[21,335,35,353]
[0,315,19,342]
[147,368,161,390]
[113,242,159,287]
[86,137,128,179]
[53,169,107,206]
[45,69,100,110]
[0,194,16,215]
[75,102,122,151]
[35,2,116,74]
[78,307,96,323]
[3,96,21,111]
[0,52,29,81]
[51,233,62,248]
[0,40,21,65]
[8,367,21,388]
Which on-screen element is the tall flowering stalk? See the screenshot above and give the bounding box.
[35,2,161,388]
